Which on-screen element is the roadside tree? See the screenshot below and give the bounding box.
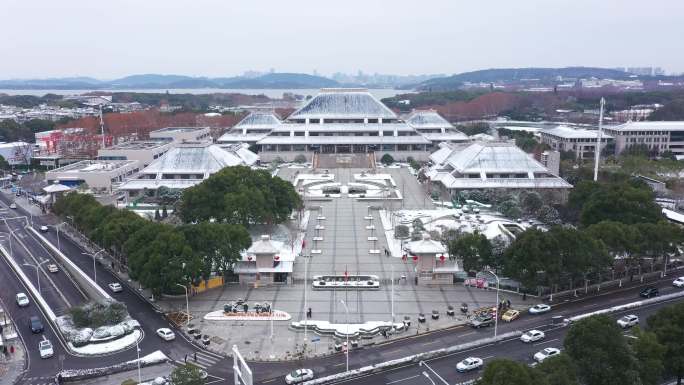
[647,302,684,385]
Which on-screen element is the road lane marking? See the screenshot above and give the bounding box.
[534,338,559,346]
[422,340,440,346]
[261,379,277,383]
[386,375,420,384]
[483,355,494,360]
[386,349,403,355]
[461,331,476,337]
[334,362,346,367]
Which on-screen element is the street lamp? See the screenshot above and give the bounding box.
[48,222,66,251]
[339,299,350,372]
[82,249,105,283]
[23,259,49,292]
[175,283,190,326]
[488,270,501,338]
[135,337,142,384]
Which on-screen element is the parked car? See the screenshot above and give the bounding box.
[156,328,176,341]
[16,292,30,307]
[40,225,49,232]
[529,304,551,314]
[456,357,483,372]
[617,314,639,328]
[502,309,520,322]
[673,277,684,288]
[534,347,561,363]
[9,203,16,209]
[285,369,314,384]
[29,316,44,333]
[108,282,123,293]
[468,314,494,329]
[47,264,59,273]
[520,329,545,343]
[640,286,659,298]
[39,339,54,359]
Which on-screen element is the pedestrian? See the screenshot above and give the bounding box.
[194,352,197,362]
[184,354,188,363]
[507,299,511,308]
[522,292,527,301]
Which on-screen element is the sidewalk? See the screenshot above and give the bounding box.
[68,363,175,385]
[0,323,27,385]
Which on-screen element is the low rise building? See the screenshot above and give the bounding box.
[98,140,173,168]
[405,110,468,149]
[217,111,281,146]
[603,121,684,156]
[0,141,33,165]
[406,233,457,285]
[539,126,613,160]
[149,126,211,143]
[428,142,572,202]
[118,142,258,198]
[45,160,140,193]
[234,235,293,286]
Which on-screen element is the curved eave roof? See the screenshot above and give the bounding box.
[288,89,397,120]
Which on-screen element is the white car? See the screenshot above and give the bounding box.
[39,339,54,359]
[16,292,30,307]
[47,264,59,273]
[456,357,484,372]
[40,225,49,232]
[617,314,639,328]
[9,203,17,209]
[156,328,176,341]
[108,282,123,293]
[673,277,684,288]
[529,304,552,315]
[521,329,545,343]
[285,369,314,384]
[534,347,561,363]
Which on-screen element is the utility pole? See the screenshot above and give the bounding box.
[593,97,605,182]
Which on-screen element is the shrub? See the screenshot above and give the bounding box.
[294,154,307,164]
[381,153,394,165]
[69,301,129,328]
[395,225,410,239]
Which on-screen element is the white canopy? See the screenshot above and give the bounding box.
[43,183,72,193]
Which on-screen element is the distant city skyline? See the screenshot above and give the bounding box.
[2,0,683,78]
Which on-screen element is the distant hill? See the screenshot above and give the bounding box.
[0,73,340,90]
[415,67,634,91]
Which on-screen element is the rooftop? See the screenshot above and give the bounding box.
[406,110,453,128]
[139,143,257,175]
[48,160,138,174]
[235,112,281,128]
[150,126,209,133]
[104,140,172,151]
[605,121,684,132]
[287,89,397,120]
[257,135,430,146]
[541,126,613,139]
[433,142,550,174]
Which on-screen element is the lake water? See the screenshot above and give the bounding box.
[0,88,413,99]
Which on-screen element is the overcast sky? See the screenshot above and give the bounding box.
[3,0,683,79]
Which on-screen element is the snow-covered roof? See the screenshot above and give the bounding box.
[428,142,572,190]
[235,112,281,128]
[139,143,257,175]
[288,89,397,120]
[407,233,447,254]
[216,132,270,143]
[247,235,280,255]
[406,110,453,129]
[43,183,72,193]
[257,135,430,145]
[421,132,469,142]
[541,126,613,140]
[117,179,202,191]
[269,122,416,133]
[605,121,684,132]
[469,133,495,141]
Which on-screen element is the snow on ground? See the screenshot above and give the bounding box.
[69,329,142,356]
[290,320,406,338]
[379,208,534,258]
[136,350,170,365]
[204,309,292,321]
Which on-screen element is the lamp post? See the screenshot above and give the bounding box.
[49,222,66,251]
[339,299,350,372]
[23,260,49,293]
[175,283,190,326]
[135,338,142,384]
[488,270,501,338]
[82,249,105,283]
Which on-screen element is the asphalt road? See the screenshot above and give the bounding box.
[0,193,223,384]
[328,294,684,385]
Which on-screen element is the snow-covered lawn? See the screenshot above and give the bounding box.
[69,329,142,356]
[58,350,169,380]
[204,309,292,321]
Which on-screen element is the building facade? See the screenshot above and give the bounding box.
[603,121,684,156]
[97,139,173,168]
[539,126,613,161]
[149,126,211,143]
[46,160,140,193]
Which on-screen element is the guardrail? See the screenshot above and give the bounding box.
[27,227,112,302]
[302,330,523,385]
[566,290,684,323]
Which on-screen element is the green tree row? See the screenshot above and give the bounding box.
[478,303,684,385]
[53,192,251,296]
[179,166,302,225]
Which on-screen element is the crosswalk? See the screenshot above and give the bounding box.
[175,350,223,370]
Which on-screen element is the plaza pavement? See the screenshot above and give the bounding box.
[162,167,530,361]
